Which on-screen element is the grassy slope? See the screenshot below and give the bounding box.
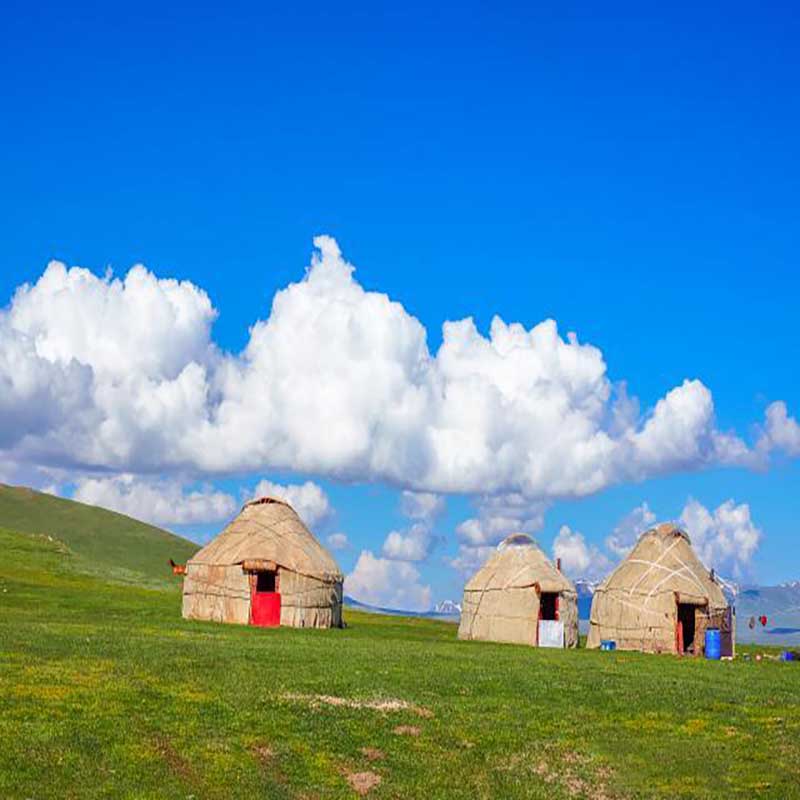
[1,526,799,799]
[0,483,198,586]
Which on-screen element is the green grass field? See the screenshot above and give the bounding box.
[1,490,799,799]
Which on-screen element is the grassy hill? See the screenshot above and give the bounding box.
[1,493,799,798]
[0,483,198,586]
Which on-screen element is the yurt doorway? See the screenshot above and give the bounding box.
[251,569,281,627]
[537,591,564,647]
[540,592,559,621]
[677,603,696,654]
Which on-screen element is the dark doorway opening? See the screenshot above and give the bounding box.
[678,603,696,653]
[540,592,559,621]
[256,571,277,593]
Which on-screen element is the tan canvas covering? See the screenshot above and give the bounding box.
[587,522,732,654]
[182,497,343,628]
[458,534,579,648]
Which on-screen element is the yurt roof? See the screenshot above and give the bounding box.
[464,533,575,594]
[188,497,343,581]
[596,522,726,604]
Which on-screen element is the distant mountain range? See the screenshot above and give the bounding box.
[343,595,460,620]
[738,581,800,615]
[735,582,800,644]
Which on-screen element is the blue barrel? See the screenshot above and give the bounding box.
[600,640,616,651]
[705,628,721,660]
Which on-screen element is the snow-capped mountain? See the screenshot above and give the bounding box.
[715,575,740,604]
[434,600,462,615]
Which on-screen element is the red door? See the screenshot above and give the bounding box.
[251,591,281,626]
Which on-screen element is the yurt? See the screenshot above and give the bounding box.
[458,534,579,648]
[182,497,343,629]
[587,522,734,655]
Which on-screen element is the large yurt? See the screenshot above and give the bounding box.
[182,497,343,629]
[587,522,733,655]
[458,534,579,648]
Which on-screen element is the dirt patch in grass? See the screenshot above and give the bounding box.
[152,736,194,783]
[393,725,421,737]
[346,770,382,796]
[282,693,433,718]
[501,747,621,800]
[251,743,275,764]
[360,747,385,761]
[250,741,290,787]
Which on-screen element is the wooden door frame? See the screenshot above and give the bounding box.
[244,562,281,625]
[674,592,708,656]
[534,584,561,646]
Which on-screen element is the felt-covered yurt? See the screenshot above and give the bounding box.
[182,497,343,629]
[458,533,579,648]
[586,522,734,655]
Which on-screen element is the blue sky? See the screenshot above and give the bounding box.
[1,1,798,604]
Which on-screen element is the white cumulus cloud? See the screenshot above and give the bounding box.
[446,544,496,577]
[758,401,800,457]
[345,550,432,611]
[456,494,547,547]
[450,494,547,578]
[1,261,216,471]
[679,498,762,579]
[250,479,332,528]
[628,380,754,476]
[0,237,793,506]
[326,532,349,551]
[72,475,237,527]
[381,522,439,562]
[549,496,764,585]
[552,525,613,581]
[604,502,657,558]
[400,490,445,521]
